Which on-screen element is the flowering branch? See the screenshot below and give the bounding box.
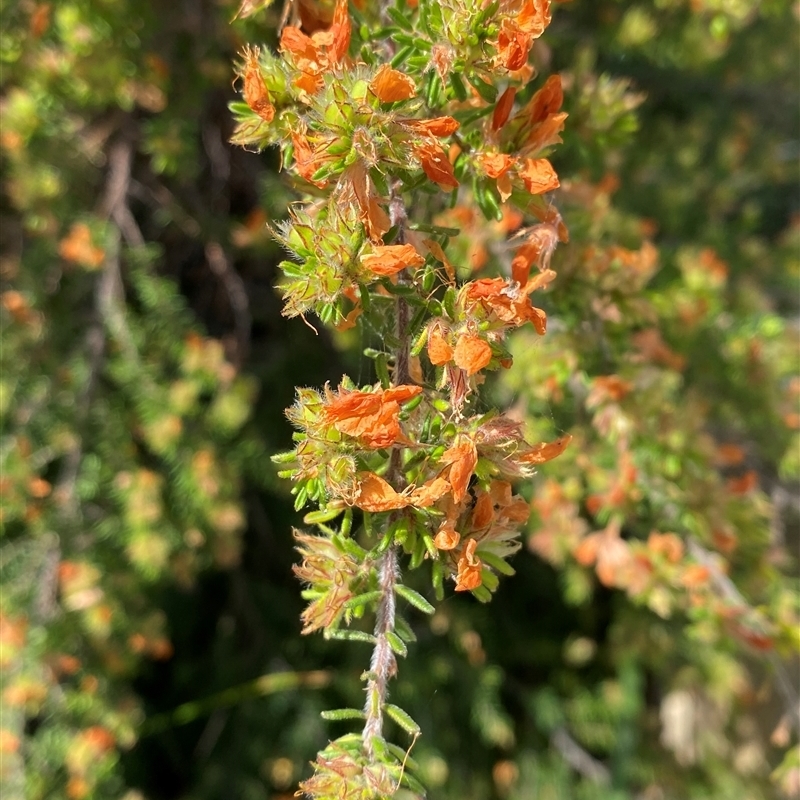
[231,0,572,795]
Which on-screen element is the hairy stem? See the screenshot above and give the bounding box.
[362,544,399,752]
[363,190,411,754]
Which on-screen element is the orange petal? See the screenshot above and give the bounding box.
[242,47,275,122]
[455,539,482,591]
[405,116,460,137]
[492,86,516,131]
[370,64,416,102]
[410,476,451,508]
[441,439,478,503]
[415,141,458,190]
[453,333,492,376]
[434,521,460,550]
[352,473,411,512]
[517,157,559,194]
[427,323,454,366]
[478,152,515,179]
[496,20,533,71]
[470,492,494,529]
[518,434,572,465]
[360,243,425,276]
[524,74,563,126]
[328,0,351,64]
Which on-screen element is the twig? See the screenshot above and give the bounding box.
[205,241,251,368]
[551,727,611,785]
[362,191,411,754]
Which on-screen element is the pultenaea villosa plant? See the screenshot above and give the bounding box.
[231,0,571,796]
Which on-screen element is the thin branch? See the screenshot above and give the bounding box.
[362,190,412,754]
[551,727,611,785]
[205,241,251,368]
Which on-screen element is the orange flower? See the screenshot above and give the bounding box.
[441,439,478,503]
[523,74,563,127]
[414,140,458,190]
[453,332,492,375]
[360,243,425,276]
[427,321,454,365]
[496,20,533,71]
[241,46,274,122]
[574,524,633,589]
[434,520,460,550]
[323,384,422,448]
[455,539,482,591]
[462,278,548,332]
[492,87,517,131]
[517,158,559,194]
[279,0,350,94]
[370,64,416,102]
[517,434,572,464]
[518,0,552,36]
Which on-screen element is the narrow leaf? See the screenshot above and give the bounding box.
[385,703,421,735]
[394,584,435,615]
[386,630,408,657]
[321,708,366,721]
[325,629,377,644]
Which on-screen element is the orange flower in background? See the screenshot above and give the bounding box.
[455,538,482,591]
[518,434,572,464]
[370,64,416,102]
[241,46,274,122]
[59,224,105,270]
[574,522,633,589]
[454,332,492,375]
[323,384,421,448]
[414,140,458,190]
[360,243,425,276]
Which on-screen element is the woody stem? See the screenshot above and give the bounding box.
[362,191,410,755]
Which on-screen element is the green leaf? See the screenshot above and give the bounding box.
[395,584,435,615]
[325,629,377,644]
[343,590,382,610]
[385,703,421,735]
[321,708,366,721]
[386,630,408,657]
[479,550,516,576]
